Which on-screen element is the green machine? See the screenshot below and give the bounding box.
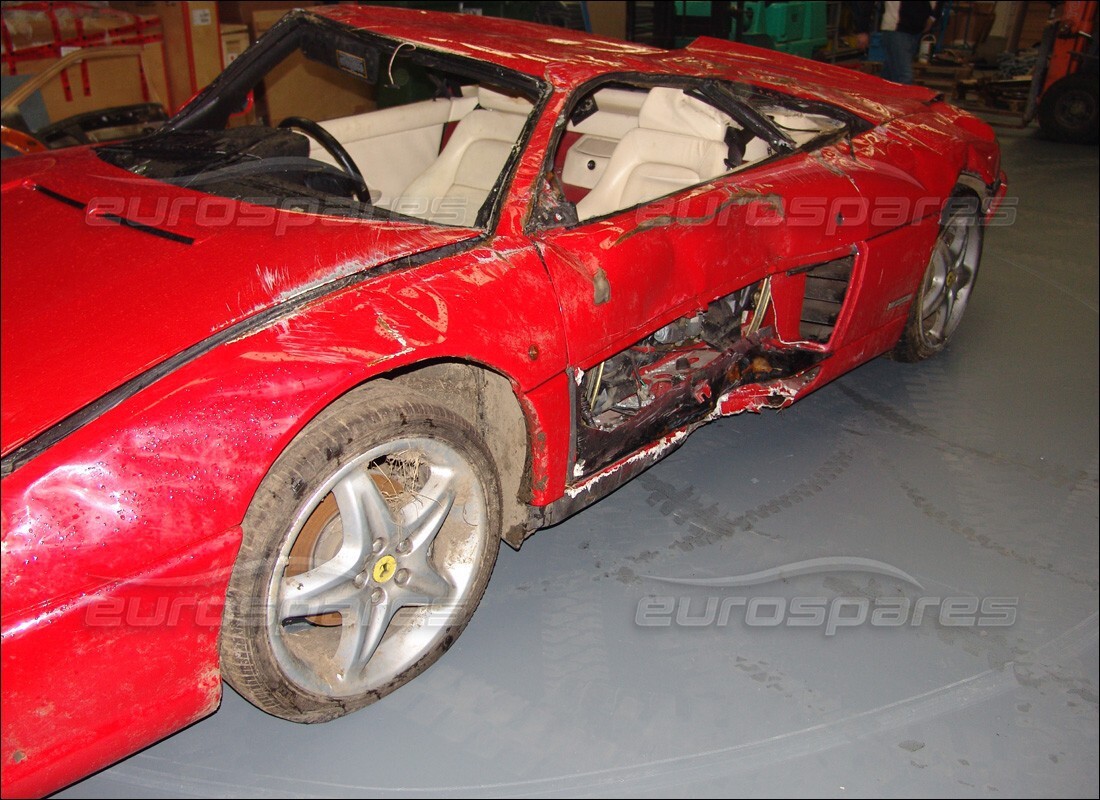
[674,1,828,58]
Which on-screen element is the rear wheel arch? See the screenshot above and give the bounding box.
[386,360,533,548]
[233,353,539,553]
[217,359,537,720]
[220,380,503,721]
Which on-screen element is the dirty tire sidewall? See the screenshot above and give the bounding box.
[219,381,502,723]
[891,188,984,363]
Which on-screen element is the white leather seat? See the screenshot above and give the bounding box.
[567,87,648,139]
[562,87,648,191]
[312,95,479,209]
[575,88,734,221]
[741,136,772,165]
[392,86,533,227]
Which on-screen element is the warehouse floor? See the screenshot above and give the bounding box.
[59,122,1098,798]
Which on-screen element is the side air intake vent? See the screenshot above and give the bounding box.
[798,256,854,342]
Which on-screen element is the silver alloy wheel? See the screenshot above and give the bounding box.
[916,203,981,348]
[266,436,488,697]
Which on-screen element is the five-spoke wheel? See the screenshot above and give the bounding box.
[893,189,984,362]
[220,383,500,721]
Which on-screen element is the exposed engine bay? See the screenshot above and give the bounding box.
[575,281,823,475]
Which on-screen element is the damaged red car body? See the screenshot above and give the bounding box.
[0,6,1006,796]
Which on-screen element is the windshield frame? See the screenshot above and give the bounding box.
[104,10,550,231]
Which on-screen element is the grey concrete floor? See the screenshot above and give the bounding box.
[58,123,1098,798]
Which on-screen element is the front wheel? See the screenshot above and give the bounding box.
[892,190,984,362]
[220,382,501,722]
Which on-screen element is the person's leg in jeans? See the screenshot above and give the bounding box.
[881,30,919,84]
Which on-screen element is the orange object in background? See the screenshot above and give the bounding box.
[1043,0,1097,94]
[0,123,46,153]
[1027,0,1099,143]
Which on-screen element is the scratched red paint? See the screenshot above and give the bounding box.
[0,6,1004,796]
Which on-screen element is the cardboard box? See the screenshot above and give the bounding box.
[1016,1,1056,50]
[220,23,249,66]
[10,45,169,125]
[111,2,224,111]
[946,1,997,47]
[252,7,374,126]
[1,4,161,51]
[1,3,169,125]
[587,1,627,41]
[216,1,305,33]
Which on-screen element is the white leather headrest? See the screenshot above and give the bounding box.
[477,86,534,114]
[639,87,731,141]
[592,87,648,116]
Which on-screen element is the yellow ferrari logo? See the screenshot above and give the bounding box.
[372,555,397,584]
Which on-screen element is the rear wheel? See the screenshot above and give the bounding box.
[220,382,501,722]
[892,190,983,362]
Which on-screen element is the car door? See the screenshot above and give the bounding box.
[526,77,870,368]
[531,195,706,370]
[682,82,896,348]
[527,79,756,370]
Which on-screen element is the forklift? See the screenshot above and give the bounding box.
[1028,0,1099,143]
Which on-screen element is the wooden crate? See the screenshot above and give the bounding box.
[912,62,974,91]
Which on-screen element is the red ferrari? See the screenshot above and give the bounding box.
[1,6,1005,796]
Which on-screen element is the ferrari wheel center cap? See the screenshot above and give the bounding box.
[372,555,397,584]
[946,271,957,287]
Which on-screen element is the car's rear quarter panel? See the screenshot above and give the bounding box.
[0,237,570,796]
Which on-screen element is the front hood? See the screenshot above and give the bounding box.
[0,150,479,457]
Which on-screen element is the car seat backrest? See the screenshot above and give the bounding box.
[575,87,733,221]
[392,86,533,226]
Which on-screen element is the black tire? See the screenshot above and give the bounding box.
[1038,73,1100,145]
[892,190,984,362]
[220,381,501,722]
